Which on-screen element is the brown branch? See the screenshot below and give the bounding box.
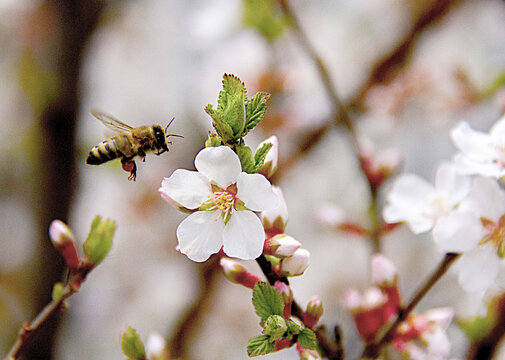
[466,293,505,360]
[4,267,92,360]
[362,253,460,358]
[168,258,221,359]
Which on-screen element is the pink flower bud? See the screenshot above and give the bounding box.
[267,234,301,257]
[296,343,321,359]
[257,136,278,180]
[220,258,261,289]
[49,220,79,272]
[304,296,323,328]
[371,254,397,286]
[262,186,288,237]
[274,281,293,318]
[279,248,310,277]
[341,289,362,312]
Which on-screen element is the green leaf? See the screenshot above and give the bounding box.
[287,319,303,336]
[262,315,288,340]
[252,282,285,324]
[121,326,146,360]
[205,132,223,147]
[245,92,270,134]
[243,0,287,42]
[205,104,234,143]
[253,142,273,173]
[298,328,317,350]
[247,334,275,357]
[457,297,500,343]
[83,216,115,266]
[52,282,65,301]
[217,74,247,139]
[236,145,256,173]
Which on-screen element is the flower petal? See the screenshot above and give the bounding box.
[458,244,501,292]
[195,146,241,188]
[453,153,501,178]
[432,212,483,253]
[460,177,505,221]
[489,114,505,138]
[237,172,278,211]
[434,162,471,207]
[176,210,225,262]
[222,210,265,260]
[451,122,497,161]
[161,169,212,209]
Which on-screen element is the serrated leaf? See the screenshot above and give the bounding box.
[262,315,287,340]
[247,334,275,357]
[121,326,146,360]
[253,142,273,173]
[236,145,256,173]
[243,0,287,42]
[252,282,285,323]
[83,216,115,266]
[218,74,247,138]
[298,328,317,350]
[245,92,270,134]
[205,104,234,143]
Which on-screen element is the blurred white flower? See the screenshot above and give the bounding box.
[160,146,278,262]
[383,162,471,234]
[433,177,505,292]
[279,248,310,276]
[451,114,505,179]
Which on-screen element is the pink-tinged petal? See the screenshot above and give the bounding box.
[371,254,397,285]
[222,210,265,260]
[424,308,454,330]
[432,212,483,253]
[434,162,471,206]
[461,177,505,221]
[423,328,451,357]
[195,146,241,188]
[261,186,288,226]
[453,153,501,177]
[489,114,505,138]
[450,122,497,160]
[176,210,225,262]
[237,172,278,211]
[161,169,212,209]
[383,205,434,234]
[458,244,501,292]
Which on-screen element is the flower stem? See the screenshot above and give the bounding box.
[3,269,90,360]
[362,253,460,358]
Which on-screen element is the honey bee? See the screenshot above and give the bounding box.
[86,109,182,181]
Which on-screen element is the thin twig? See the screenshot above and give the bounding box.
[4,268,91,360]
[362,253,460,358]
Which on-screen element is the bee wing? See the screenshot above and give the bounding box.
[90,108,134,134]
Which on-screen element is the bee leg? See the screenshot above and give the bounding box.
[121,158,137,181]
[138,150,147,162]
[156,149,167,156]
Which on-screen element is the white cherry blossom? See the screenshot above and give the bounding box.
[451,114,505,179]
[433,177,505,292]
[160,146,278,262]
[383,162,471,234]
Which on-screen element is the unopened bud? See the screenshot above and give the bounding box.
[220,258,261,289]
[49,220,79,272]
[280,248,310,277]
[341,289,362,312]
[304,297,323,328]
[371,254,397,286]
[145,333,169,360]
[83,216,115,267]
[262,186,288,237]
[257,136,279,180]
[297,343,321,360]
[263,315,288,340]
[274,281,293,318]
[267,234,301,257]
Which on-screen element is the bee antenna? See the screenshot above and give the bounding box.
[166,133,184,139]
[165,117,176,133]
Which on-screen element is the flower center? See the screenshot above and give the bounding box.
[201,183,238,223]
[480,215,505,257]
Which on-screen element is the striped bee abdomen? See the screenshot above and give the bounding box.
[86,135,129,165]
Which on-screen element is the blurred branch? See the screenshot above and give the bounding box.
[274,0,465,179]
[22,1,105,358]
[466,293,505,360]
[168,258,221,359]
[362,253,460,358]
[4,265,93,360]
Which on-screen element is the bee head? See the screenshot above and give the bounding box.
[153,125,169,152]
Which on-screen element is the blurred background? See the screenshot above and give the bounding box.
[0,0,505,359]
